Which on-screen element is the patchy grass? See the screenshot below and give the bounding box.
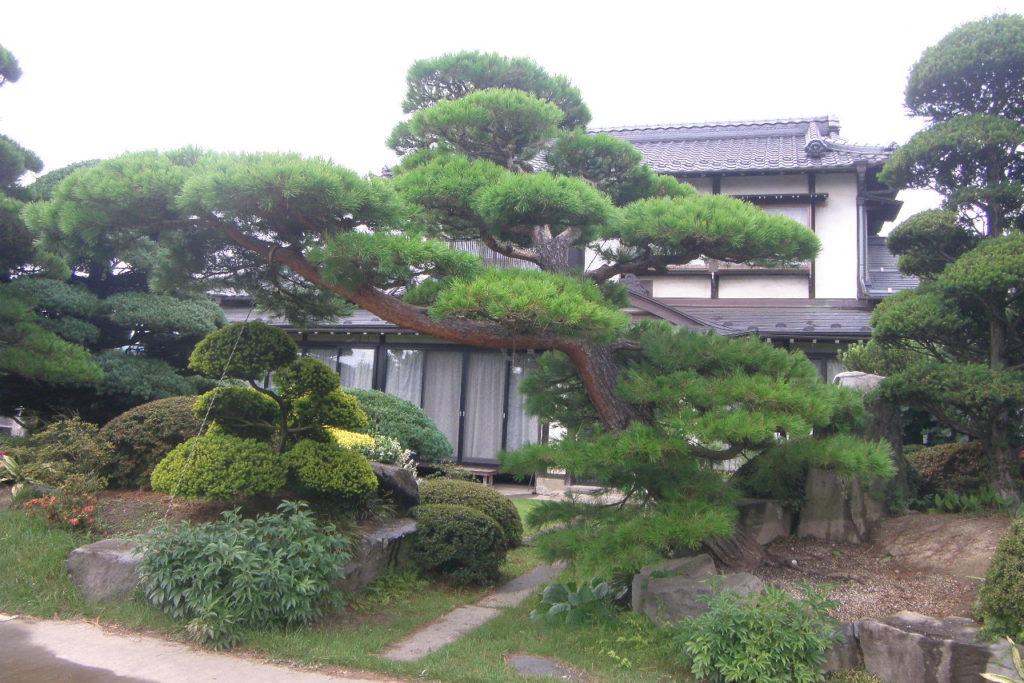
[511,498,543,534]
[0,510,87,616]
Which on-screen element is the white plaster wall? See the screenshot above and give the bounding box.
[652,276,712,298]
[720,174,807,195]
[681,177,714,193]
[814,173,859,298]
[719,275,809,298]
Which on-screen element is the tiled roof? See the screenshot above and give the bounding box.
[865,236,919,298]
[654,298,875,340]
[596,116,897,175]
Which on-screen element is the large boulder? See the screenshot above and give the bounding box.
[66,539,142,602]
[857,612,1016,682]
[833,371,885,394]
[371,461,419,513]
[736,498,793,544]
[631,554,764,625]
[335,518,417,595]
[798,467,885,544]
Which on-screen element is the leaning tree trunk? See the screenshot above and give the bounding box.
[987,416,1022,506]
[703,527,771,570]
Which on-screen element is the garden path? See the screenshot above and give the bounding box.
[0,614,403,683]
[380,562,565,662]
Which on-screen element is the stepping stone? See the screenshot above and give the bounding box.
[381,605,500,661]
[477,562,565,608]
[507,655,587,680]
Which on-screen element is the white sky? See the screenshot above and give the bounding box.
[4,0,1023,224]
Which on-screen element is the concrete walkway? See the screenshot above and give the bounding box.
[0,614,403,683]
[380,562,564,662]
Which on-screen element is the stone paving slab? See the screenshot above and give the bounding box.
[507,655,588,680]
[476,562,565,608]
[381,605,501,661]
[382,562,564,662]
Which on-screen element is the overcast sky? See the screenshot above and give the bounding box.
[4,0,1023,223]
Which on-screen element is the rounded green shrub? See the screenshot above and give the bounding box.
[189,321,297,381]
[980,517,1024,639]
[347,388,453,461]
[193,386,280,440]
[290,390,368,433]
[907,441,986,495]
[419,478,522,548]
[273,357,339,399]
[412,503,506,586]
[150,433,286,501]
[100,396,202,488]
[289,439,378,500]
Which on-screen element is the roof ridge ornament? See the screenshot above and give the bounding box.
[804,121,830,158]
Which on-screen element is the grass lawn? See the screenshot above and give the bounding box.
[0,501,682,682]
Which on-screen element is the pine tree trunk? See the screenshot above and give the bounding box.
[565,342,644,431]
[987,417,1022,506]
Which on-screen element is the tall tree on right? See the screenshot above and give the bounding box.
[861,14,1024,501]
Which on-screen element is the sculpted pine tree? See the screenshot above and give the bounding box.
[32,53,893,568]
[856,15,1024,501]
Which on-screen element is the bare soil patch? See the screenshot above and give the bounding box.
[756,512,1012,622]
[95,489,227,537]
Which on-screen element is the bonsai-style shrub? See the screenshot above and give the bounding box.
[412,503,506,585]
[980,517,1024,640]
[347,388,453,461]
[288,438,378,501]
[907,441,986,496]
[150,433,286,501]
[419,478,522,548]
[189,322,367,452]
[13,417,113,486]
[188,321,297,382]
[138,501,351,649]
[100,396,202,488]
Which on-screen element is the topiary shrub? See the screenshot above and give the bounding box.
[412,503,506,586]
[907,441,986,496]
[419,478,522,549]
[188,321,297,382]
[290,390,368,435]
[150,433,286,501]
[980,517,1024,640]
[289,438,378,501]
[100,396,202,488]
[193,386,280,440]
[347,388,452,461]
[14,417,113,487]
[138,501,351,649]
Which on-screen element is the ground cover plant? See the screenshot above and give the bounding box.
[981,517,1024,640]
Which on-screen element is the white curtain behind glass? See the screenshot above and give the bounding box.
[385,349,424,405]
[338,347,375,389]
[462,352,506,463]
[423,351,463,460]
[505,355,541,450]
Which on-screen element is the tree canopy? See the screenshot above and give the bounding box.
[855,15,1024,501]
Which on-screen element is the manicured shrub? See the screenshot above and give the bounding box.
[419,478,522,548]
[100,396,202,488]
[674,584,841,683]
[980,517,1024,640]
[193,386,279,440]
[347,388,453,461]
[150,433,286,501]
[289,438,378,500]
[188,321,297,381]
[290,389,368,434]
[138,501,351,649]
[907,441,986,495]
[273,356,339,399]
[412,503,506,586]
[14,417,113,487]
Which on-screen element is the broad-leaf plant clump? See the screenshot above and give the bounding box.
[29,51,891,571]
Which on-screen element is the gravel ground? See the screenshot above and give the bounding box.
[754,513,1012,622]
